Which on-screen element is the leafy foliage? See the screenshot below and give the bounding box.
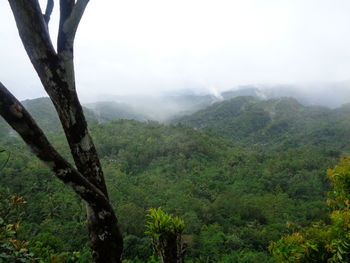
[0,192,37,263]
[146,207,185,238]
[146,207,186,262]
[0,96,348,262]
[269,156,350,262]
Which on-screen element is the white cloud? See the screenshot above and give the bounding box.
[1,0,350,101]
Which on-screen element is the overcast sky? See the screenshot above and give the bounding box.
[1,0,350,101]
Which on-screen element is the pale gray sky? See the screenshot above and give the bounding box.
[1,0,350,101]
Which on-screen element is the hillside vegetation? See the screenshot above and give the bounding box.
[173,96,350,152]
[0,96,349,262]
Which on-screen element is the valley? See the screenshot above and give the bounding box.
[1,91,349,262]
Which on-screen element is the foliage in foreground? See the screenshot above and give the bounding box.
[269,156,350,262]
[146,207,185,238]
[0,192,37,263]
[146,207,185,262]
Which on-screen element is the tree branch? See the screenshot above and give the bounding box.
[0,81,108,207]
[5,1,124,261]
[65,0,90,39]
[0,81,123,262]
[8,0,56,60]
[9,0,109,199]
[58,0,75,53]
[58,0,89,55]
[43,0,54,25]
[0,83,124,262]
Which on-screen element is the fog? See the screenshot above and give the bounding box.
[1,0,350,104]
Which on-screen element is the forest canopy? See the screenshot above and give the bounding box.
[1,96,348,262]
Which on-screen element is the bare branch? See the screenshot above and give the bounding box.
[0,81,123,262]
[43,0,54,24]
[9,0,109,199]
[65,0,90,37]
[58,0,75,53]
[6,2,124,260]
[58,0,89,54]
[0,81,105,207]
[9,0,56,58]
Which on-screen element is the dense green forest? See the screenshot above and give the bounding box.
[1,96,349,262]
[173,96,350,152]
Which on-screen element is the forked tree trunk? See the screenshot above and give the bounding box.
[0,0,123,262]
[152,232,186,263]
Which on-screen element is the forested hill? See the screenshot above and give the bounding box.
[83,101,149,122]
[173,96,350,152]
[0,119,339,262]
[0,96,349,262]
[0,97,102,138]
[0,97,140,138]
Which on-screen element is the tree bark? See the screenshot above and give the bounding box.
[2,0,124,262]
[152,232,186,263]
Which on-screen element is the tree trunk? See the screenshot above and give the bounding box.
[153,233,186,263]
[2,0,124,261]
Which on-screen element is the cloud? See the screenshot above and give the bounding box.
[1,0,350,101]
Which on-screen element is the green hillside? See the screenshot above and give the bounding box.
[1,97,349,262]
[0,97,101,140]
[173,96,350,152]
[0,119,342,262]
[84,101,148,122]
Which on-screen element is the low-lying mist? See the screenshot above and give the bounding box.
[83,82,350,123]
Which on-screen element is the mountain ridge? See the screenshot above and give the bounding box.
[173,96,350,152]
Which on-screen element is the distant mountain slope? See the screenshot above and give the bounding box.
[221,83,350,108]
[86,91,220,122]
[173,96,350,152]
[0,97,100,139]
[84,101,148,122]
[2,94,349,152]
[22,97,99,122]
